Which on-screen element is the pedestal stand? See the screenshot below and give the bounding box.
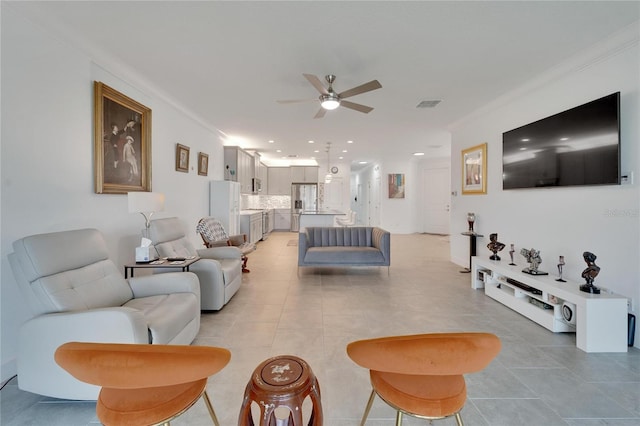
[460,232,483,273]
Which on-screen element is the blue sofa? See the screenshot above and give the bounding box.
[298,227,390,270]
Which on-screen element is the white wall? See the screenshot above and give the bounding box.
[450,28,639,347]
[1,6,225,381]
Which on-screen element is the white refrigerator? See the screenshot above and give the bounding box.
[209,180,240,235]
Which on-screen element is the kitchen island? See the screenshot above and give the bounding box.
[298,210,346,231]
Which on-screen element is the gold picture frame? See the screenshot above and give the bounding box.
[388,173,405,198]
[461,143,487,195]
[94,81,152,194]
[198,152,209,176]
[176,143,190,173]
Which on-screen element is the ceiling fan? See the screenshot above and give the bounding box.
[277,74,382,118]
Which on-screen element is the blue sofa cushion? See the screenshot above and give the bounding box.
[305,246,385,264]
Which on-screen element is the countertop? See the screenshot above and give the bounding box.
[300,210,345,215]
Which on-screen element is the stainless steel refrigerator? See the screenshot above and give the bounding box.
[290,183,318,231]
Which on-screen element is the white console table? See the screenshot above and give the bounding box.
[472,256,628,353]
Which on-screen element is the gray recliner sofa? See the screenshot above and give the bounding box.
[8,228,201,400]
[150,217,242,311]
[298,226,391,270]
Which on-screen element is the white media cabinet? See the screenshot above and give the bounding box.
[471,255,628,353]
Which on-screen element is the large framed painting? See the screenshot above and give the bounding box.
[388,173,405,198]
[461,143,487,195]
[94,82,152,194]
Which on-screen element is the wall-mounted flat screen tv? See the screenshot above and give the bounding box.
[502,92,620,189]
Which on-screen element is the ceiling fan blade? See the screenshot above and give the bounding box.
[303,73,329,95]
[313,108,327,119]
[338,79,382,99]
[277,99,316,104]
[340,100,374,114]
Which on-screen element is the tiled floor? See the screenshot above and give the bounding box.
[1,232,638,425]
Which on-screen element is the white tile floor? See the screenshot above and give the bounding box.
[1,232,638,425]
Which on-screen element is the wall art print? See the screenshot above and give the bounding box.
[461,143,487,195]
[198,152,209,176]
[388,173,405,198]
[176,143,190,173]
[94,81,152,194]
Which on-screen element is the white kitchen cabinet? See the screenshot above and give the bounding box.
[209,180,240,235]
[240,212,263,244]
[224,146,254,194]
[291,166,318,183]
[267,167,292,195]
[274,209,291,230]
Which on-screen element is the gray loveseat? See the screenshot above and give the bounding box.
[298,227,390,270]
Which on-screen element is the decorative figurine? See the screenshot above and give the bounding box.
[520,248,548,275]
[580,251,601,294]
[467,212,476,232]
[556,255,566,282]
[509,244,516,265]
[487,233,505,260]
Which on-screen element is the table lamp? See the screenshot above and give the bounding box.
[128,192,165,239]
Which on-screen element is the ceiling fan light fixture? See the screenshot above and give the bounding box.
[320,94,340,110]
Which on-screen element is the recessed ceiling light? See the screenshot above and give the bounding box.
[521,138,530,142]
[342,150,347,153]
[560,137,569,141]
[347,140,353,144]
[413,152,425,156]
[314,150,319,153]
[276,149,282,153]
[359,161,367,164]
[339,156,344,160]
[308,140,314,144]
[268,140,275,143]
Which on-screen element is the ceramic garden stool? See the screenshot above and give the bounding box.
[238,355,323,426]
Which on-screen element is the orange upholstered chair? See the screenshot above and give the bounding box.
[55,342,231,426]
[347,332,501,426]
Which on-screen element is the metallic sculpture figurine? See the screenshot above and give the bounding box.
[556,255,566,282]
[580,251,601,294]
[487,233,505,260]
[520,248,548,275]
[509,243,516,265]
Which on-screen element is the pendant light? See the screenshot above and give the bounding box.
[325,142,332,184]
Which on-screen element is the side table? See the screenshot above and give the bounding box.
[124,256,200,279]
[460,232,483,273]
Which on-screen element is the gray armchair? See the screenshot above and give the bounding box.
[8,228,201,400]
[149,217,242,311]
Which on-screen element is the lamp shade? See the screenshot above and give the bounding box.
[128,192,165,214]
[320,94,340,110]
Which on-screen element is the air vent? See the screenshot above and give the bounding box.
[287,154,298,158]
[416,100,441,108]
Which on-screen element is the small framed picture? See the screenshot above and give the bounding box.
[462,143,487,195]
[176,143,190,173]
[388,173,405,198]
[198,152,209,176]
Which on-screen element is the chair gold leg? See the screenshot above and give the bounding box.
[455,412,464,426]
[360,389,376,426]
[395,410,403,426]
[202,390,220,426]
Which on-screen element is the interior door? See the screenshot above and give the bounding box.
[422,166,450,234]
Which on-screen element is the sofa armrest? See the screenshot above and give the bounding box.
[197,246,242,259]
[228,234,248,246]
[298,231,310,265]
[128,272,200,299]
[18,308,149,400]
[372,227,391,264]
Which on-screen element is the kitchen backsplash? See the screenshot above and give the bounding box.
[242,194,291,210]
